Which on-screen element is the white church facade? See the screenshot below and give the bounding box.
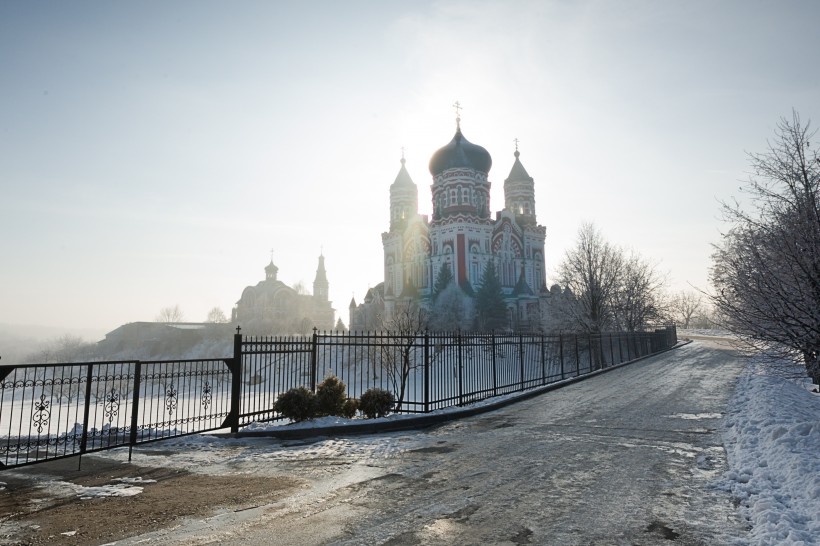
[351,118,548,331]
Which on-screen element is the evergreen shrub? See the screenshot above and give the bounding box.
[341,398,359,418]
[273,386,317,422]
[359,388,395,418]
[316,375,347,416]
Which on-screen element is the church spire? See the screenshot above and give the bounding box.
[389,151,418,231]
[504,142,536,223]
[313,253,329,301]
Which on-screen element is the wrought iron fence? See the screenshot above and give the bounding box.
[0,359,232,469]
[1,326,676,469]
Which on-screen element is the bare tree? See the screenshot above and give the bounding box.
[206,307,228,323]
[557,223,623,333]
[670,291,703,329]
[380,300,428,410]
[612,252,668,332]
[156,304,184,323]
[710,112,820,385]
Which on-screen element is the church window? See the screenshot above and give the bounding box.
[443,192,449,206]
[462,188,469,204]
[450,189,457,204]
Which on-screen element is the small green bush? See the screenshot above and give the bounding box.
[341,398,359,418]
[316,375,347,417]
[359,388,395,418]
[274,386,317,422]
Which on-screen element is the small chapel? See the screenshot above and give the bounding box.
[351,110,548,331]
[232,254,336,334]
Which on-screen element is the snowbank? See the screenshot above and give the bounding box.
[719,359,820,545]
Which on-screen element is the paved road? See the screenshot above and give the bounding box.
[117,339,748,545]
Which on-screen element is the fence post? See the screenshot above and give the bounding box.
[457,331,464,406]
[559,333,565,380]
[609,334,614,368]
[128,361,142,462]
[229,330,243,433]
[626,332,633,361]
[574,334,580,377]
[491,331,498,397]
[540,334,546,385]
[588,334,594,372]
[310,327,318,392]
[518,333,525,391]
[424,332,430,413]
[79,363,94,465]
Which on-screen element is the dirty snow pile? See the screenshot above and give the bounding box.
[719,359,820,544]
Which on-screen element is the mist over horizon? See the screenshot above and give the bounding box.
[2,1,819,335]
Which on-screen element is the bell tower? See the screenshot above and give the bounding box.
[504,142,537,225]
[389,151,419,232]
[313,253,329,302]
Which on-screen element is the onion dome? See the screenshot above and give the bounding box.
[265,260,279,281]
[429,129,492,176]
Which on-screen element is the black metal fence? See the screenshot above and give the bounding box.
[1,326,676,469]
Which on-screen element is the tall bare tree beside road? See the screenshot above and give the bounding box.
[558,223,623,333]
[558,223,667,334]
[710,112,820,384]
[612,251,668,332]
[671,291,703,329]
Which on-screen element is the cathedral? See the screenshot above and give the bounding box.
[351,116,548,331]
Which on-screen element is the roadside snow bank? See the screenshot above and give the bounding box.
[719,359,820,545]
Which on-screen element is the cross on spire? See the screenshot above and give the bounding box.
[401,146,406,159]
[514,138,520,151]
[453,101,462,130]
[270,248,274,262]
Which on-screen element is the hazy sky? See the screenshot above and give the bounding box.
[2,1,819,337]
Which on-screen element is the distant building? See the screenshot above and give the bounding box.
[351,117,548,331]
[98,321,233,359]
[232,255,335,335]
[348,283,386,331]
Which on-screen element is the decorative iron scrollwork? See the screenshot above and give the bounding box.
[201,381,212,411]
[103,388,120,423]
[32,393,51,433]
[165,384,177,415]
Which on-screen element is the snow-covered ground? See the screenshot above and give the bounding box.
[718,357,820,544]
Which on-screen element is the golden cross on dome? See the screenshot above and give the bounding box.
[453,101,462,129]
[270,248,274,262]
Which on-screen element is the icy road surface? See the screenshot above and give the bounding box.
[107,339,748,545]
[1,340,753,545]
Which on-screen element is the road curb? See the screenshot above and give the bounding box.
[227,340,692,441]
